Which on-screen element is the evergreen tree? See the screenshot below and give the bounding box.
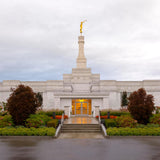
[121,91,128,107]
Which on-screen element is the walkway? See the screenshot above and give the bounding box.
[59,117,103,139]
[64,117,99,124]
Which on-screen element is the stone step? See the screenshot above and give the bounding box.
[61,130,101,133]
[64,123,99,126]
[62,124,99,127]
[62,126,100,128]
[61,124,101,133]
[62,127,100,129]
[62,128,100,130]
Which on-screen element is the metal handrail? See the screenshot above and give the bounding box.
[61,113,64,125]
[101,124,107,137]
[55,124,61,138]
[98,111,101,124]
[55,113,64,138]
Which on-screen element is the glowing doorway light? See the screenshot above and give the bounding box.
[79,99,84,102]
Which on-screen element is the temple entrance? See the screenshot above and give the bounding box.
[72,99,92,116]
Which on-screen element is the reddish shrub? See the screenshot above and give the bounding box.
[7,85,39,125]
[128,88,155,124]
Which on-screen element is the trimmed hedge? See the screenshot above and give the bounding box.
[100,111,130,117]
[37,110,64,116]
[105,119,117,128]
[107,127,160,136]
[47,119,58,128]
[0,127,56,136]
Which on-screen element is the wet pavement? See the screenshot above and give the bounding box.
[64,117,98,124]
[59,133,104,139]
[0,137,160,160]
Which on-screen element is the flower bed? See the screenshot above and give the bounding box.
[51,115,68,120]
[0,127,56,136]
[96,115,117,119]
[107,127,160,136]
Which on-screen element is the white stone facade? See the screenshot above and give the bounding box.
[0,35,160,116]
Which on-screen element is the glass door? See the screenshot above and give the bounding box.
[82,102,88,115]
[72,99,92,116]
[75,102,81,115]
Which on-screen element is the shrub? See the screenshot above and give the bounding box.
[0,115,14,128]
[107,127,160,136]
[0,127,56,136]
[36,109,64,116]
[0,106,2,111]
[128,88,155,124]
[38,115,52,124]
[155,106,160,114]
[116,115,137,128]
[0,111,9,116]
[7,85,39,125]
[47,119,58,128]
[100,110,130,117]
[135,124,146,128]
[150,114,160,125]
[146,123,160,128]
[105,119,117,128]
[25,115,45,128]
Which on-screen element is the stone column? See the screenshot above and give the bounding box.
[94,106,100,117]
[76,36,87,68]
[64,106,70,118]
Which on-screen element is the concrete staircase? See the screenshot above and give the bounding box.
[61,124,102,133]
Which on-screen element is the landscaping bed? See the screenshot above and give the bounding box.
[104,113,160,136]
[0,109,66,136]
[0,127,56,136]
[107,127,160,136]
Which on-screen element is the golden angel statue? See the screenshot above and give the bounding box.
[80,20,87,34]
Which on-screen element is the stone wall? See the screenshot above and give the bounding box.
[1,79,160,110]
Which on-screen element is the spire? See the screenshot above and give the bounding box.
[76,35,87,68]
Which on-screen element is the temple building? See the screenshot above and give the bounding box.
[1,33,160,117]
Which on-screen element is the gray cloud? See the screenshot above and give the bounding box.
[0,0,160,81]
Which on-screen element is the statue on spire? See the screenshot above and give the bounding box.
[80,20,87,34]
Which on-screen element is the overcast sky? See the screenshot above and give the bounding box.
[0,0,160,81]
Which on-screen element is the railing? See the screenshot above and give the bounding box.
[101,124,107,137]
[98,111,107,137]
[55,113,64,138]
[61,113,64,125]
[98,111,101,124]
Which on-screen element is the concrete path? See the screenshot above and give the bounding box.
[64,117,98,124]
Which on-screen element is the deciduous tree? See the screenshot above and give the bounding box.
[128,88,155,124]
[7,85,39,125]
